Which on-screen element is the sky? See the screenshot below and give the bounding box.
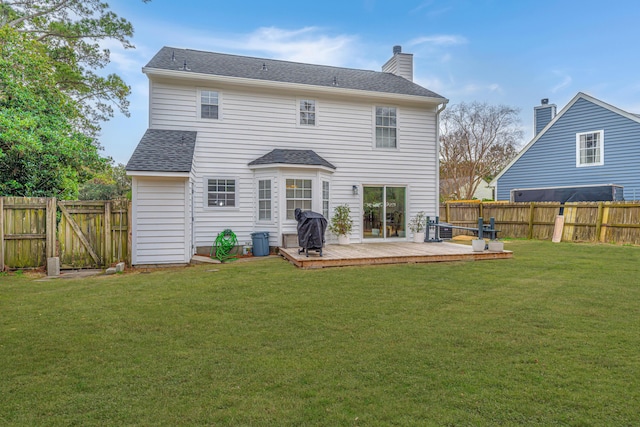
[100,0,640,165]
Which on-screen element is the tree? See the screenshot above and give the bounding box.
[1,0,149,137]
[440,102,522,200]
[0,26,105,198]
[79,162,131,200]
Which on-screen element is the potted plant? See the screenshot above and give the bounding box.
[329,204,353,244]
[408,211,426,243]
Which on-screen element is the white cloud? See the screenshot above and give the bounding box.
[551,73,572,93]
[408,35,467,46]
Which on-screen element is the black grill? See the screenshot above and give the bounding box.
[294,208,327,257]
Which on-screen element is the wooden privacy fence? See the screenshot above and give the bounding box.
[440,201,640,245]
[1,197,130,270]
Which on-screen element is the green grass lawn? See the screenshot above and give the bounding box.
[1,240,639,426]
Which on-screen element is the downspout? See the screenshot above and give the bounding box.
[435,101,448,217]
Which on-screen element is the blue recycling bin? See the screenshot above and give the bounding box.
[251,231,270,256]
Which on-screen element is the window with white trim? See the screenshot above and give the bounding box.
[258,180,271,221]
[576,130,604,167]
[299,99,316,126]
[286,179,312,219]
[375,106,397,148]
[207,179,235,207]
[322,181,330,219]
[200,90,219,119]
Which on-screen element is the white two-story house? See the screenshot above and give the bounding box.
[126,45,448,265]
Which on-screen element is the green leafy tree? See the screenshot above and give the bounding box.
[0,26,104,198]
[79,162,131,200]
[1,0,150,137]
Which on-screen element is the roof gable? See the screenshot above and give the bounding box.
[126,129,197,173]
[145,47,446,100]
[491,92,640,186]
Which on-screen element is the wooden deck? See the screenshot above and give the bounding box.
[279,241,512,269]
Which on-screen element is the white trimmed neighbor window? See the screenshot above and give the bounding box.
[299,99,316,126]
[200,90,219,119]
[375,106,397,148]
[576,130,604,167]
[207,178,235,207]
[286,179,312,219]
[258,180,272,221]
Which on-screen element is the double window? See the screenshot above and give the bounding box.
[207,179,235,207]
[299,100,316,126]
[576,130,604,167]
[286,179,312,219]
[200,90,219,119]
[375,106,397,148]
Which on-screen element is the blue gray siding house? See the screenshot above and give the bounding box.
[491,92,640,201]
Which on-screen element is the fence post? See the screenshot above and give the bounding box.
[528,203,535,240]
[445,202,450,223]
[46,198,57,259]
[0,197,4,271]
[104,201,112,266]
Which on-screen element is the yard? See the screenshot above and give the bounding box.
[1,240,639,426]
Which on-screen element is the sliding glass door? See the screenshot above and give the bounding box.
[362,186,406,239]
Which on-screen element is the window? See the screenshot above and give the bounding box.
[207,179,235,207]
[286,179,312,219]
[322,181,330,219]
[258,180,271,221]
[576,130,604,167]
[375,106,397,148]
[200,90,219,119]
[299,100,316,126]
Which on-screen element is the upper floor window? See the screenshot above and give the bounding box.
[200,90,219,119]
[576,130,604,167]
[207,178,235,207]
[375,106,397,148]
[299,100,316,126]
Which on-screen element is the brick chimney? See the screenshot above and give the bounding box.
[534,98,557,135]
[382,45,413,82]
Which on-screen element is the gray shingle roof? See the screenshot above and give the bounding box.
[145,47,445,99]
[126,129,197,173]
[248,149,336,169]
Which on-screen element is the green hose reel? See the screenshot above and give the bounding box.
[211,229,238,262]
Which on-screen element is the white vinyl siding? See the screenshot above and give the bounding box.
[131,177,190,265]
[576,130,604,167]
[148,79,439,248]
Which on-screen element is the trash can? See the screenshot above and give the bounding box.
[251,231,270,256]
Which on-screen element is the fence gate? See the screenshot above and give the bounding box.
[0,197,130,270]
[57,200,130,269]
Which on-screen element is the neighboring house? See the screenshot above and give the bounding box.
[491,93,640,201]
[126,46,447,265]
[440,176,493,201]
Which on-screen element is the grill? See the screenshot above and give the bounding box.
[294,208,327,257]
